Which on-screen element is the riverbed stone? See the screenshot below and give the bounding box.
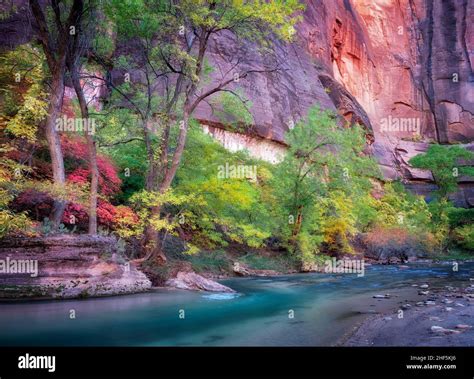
[165,271,235,293]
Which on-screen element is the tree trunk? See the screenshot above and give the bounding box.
[142,109,190,265]
[141,118,168,264]
[45,69,67,229]
[290,205,304,253]
[71,74,99,235]
[159,107,190,192]
[143,208,167,265]
[29,0,84,230]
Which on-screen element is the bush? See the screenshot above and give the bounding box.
[453,225,474,251]
[448,207,474,228]
[0,209,33,238]
[362,227,437,262]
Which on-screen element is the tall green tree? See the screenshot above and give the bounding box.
[99,0,304,263]
[272,106,378,262]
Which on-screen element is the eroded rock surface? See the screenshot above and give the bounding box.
[165,271,235,293]
[0,235,152,299]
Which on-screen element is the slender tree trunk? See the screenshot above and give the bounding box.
[71,74,99,235]
[46,68,67,229]
[143,210,167,265]
[290,205,303,253]
[141,118,167,264]
[30,0,84,230]
[143,107,191,265]
[160,107,190,192]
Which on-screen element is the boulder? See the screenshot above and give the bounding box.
[0,235,152,299]
[232,262,280,277]
[166,271,235,293]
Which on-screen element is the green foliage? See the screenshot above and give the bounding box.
[373,182,432,232]
[174,125,272,249]
[447,207,474,228]
[211,90,254,130]
[238,252,299,272]
[409,144,474,198]
[129,189,192,235]
[453,225,474,251]
[0,44,48,141]
[0,209,32,238]
[271,105,379,262]
[188,250,232,274]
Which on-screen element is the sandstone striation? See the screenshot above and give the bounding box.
[0,235,152,299]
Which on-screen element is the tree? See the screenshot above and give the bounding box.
[272,106,378,262]
[98,0,304,264]
[29,0,104,234]
[65,0,101,234]
[409,144,474,199]
[28,0,86,228]
[0,45,48,237]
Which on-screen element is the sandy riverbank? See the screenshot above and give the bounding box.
[340,277,474,346]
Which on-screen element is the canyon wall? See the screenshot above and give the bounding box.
[195,0,473,205]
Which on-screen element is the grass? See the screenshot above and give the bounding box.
[187,249,299,275]
[237,252,298,272]
[433,248,474,261]
[188,250,233,274]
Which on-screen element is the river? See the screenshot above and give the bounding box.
[0,262,472,346]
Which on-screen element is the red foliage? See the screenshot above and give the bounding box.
[10,189,53,221]
[97,200,116,228]
[62,202,89,229]
[62,200,138,231]
[62,136,121,196]
[6,147,53,180]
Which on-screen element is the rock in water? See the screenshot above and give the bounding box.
[373,294,391,299]
[455,324,472,330]
[431,326,461,335]
[166,271,235,293]
[233,262,280,276]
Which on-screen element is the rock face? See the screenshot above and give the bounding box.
[194,0,474,204]
[0,235,152,299]
[165,271,235,293]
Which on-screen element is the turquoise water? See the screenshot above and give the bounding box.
[0,263,472,346]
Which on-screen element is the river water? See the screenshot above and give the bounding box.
[0,263,472,346]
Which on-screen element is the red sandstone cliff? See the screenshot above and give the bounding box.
[195,0,474,205]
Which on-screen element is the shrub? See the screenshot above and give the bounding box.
[453,225,474,251]
[363,226,437,262]
[448,207,474,228]
[62,136,122,196]
[0,209,33,238]
[61,200,139,234]
[10,189,54,221]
